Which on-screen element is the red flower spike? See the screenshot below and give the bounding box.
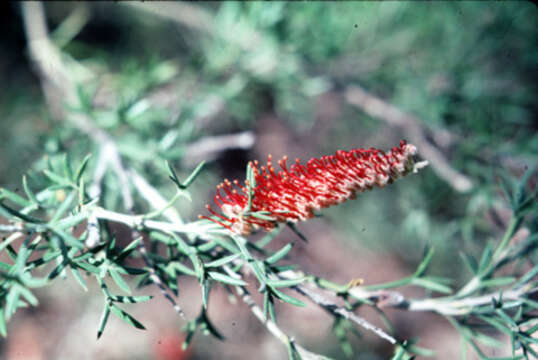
[200,140,420,235]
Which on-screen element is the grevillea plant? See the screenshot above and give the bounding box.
[3,3,536,360]
[201,140,419,235]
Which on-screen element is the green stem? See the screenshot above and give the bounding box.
[313,277,349,293]
[457,216,522,298]
[492,216,521,262]
[362,276,413,291]
[142,190,183,220]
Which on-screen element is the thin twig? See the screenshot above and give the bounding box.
[84,214,100,249]
[297,284,396,344]
[347,285,537,316]
[275,272,398,344]
[183,131,256,166]
[123,2,213,33]
[91,207,223,236]
[132,229,186,318]
[128,169,183,224]
[345,85,473,192]
[88,148,109,200]
[0,224,24,233]
[222,266,329,360]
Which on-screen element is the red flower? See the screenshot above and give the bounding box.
[200,140,419,235]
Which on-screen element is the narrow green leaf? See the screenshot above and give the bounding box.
[471,330,505,348]
[136,272,151,289]
[414,246,435,278]
[478,241,494,273]
[201,278,210,309]
[43,169,70,185]
[5,245,18,261]
[109,269,131,294]
[109,295,153,304]
[477,315,512,335]
[246,162,255,212]
[0,261,11,272]
[182,319,197,350]
[411,277,452,294]
[0,202,43,223]
[514,266,538,288]
[63,153,73,181]
[286,222,308,242]
[150,231,175,245]
[196,240,219,253]
[20,273,48,288]
[498,172,515,209]
[115,238,141,263]
[191,254,205,282]
[407,344,435,357]
[182,161,206,189]
[166,160,183,189]
[205,253,241,268]
[119,266,147,276]
[74,154,92,183]
[52,228,84,249]
[50,191,76,224]
[55,212,87,230]
[13,236,31,273]
[267,277,306,288]
[250,260,267,285]
[78,177,85,205]
[272,264,298,273]
[5,286,21,319]
[48,262,68,280]
[97,302,111,339]
[232,235,252,259]
[71,267,88,291]
[76,261,101,275]
[0,188,32,207]
[22,175,39,206]
[25,250,59,271]
[170,262,197,277]
[18,286,38,306]
[517,189,538,215]
[271,288,306,307]
[248,212,276,221]
[267,292,277,324]
[256,226,283,249]
[333,318,354,358]
[390,345,406,360]
[478,276,515,289]
[0,233,23,255]
[109,304,146,330]
[0,309,7,337]
[164,262,179,296]
[265,243,293,265]
[424,276,453,285]
[208,271,247,286]
[210,236,240,254]
[496,308,518,328]
[263,291,270,321]
[200,310,225,341]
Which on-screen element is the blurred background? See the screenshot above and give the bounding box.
[0,1,536,359]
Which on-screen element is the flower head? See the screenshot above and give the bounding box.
[200,140,419,235]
